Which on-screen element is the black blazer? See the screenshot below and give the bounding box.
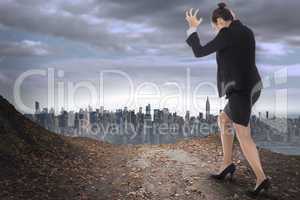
[186,20,263,98]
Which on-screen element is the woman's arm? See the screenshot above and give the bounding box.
[185,28,231,57]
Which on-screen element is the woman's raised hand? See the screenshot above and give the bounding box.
[185,8,203,28]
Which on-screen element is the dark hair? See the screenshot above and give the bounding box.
[211,2,234,23]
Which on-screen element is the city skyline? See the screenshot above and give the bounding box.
[31,98,287,121]
[26,98,219,145]
[24,98,300,148]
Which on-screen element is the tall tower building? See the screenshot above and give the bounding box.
[153,109,160,122]
[206,96,210,121]
[144,104,152,143]
[162,108,169,123]
[198,112,203,120]
[185,111,190,122]
[146,104,151,116]
[35,101,40,114]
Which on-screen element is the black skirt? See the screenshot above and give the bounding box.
[223,89,261,127]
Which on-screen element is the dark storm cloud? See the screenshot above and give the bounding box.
[0,0,299,56]
[0,1,129,54]
[65,0,300,47]
[231,0,300,46]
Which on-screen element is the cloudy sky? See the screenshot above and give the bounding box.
[0,0,299,117]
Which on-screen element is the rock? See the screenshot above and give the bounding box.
[187,185,201,193]
[288,188,298,193]
[127,191,136,196]
[233,193,239,200]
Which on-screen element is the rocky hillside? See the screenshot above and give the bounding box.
[0,95,136,200]
[0,95,300,200]
[0,95,66,156]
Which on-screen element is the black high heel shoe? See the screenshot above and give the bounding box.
[246,178,271,197]
[210,163,236,180]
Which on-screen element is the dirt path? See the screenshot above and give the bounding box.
[125,136,289,200]
[128,146,241,200]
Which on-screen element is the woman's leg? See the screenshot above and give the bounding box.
[218,111,234,172]
[233,122,267,188]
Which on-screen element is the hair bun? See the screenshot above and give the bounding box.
[218,2,226,9]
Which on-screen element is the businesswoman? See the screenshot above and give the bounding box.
[185,3,270,196]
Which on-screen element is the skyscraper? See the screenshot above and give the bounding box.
[185,111,190,122]
[153,109,160,122]
[162,108,169,123]
[35,101,40,114]
[206,96,210,121]
[146,104,151,116]
[198,112,203,120]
